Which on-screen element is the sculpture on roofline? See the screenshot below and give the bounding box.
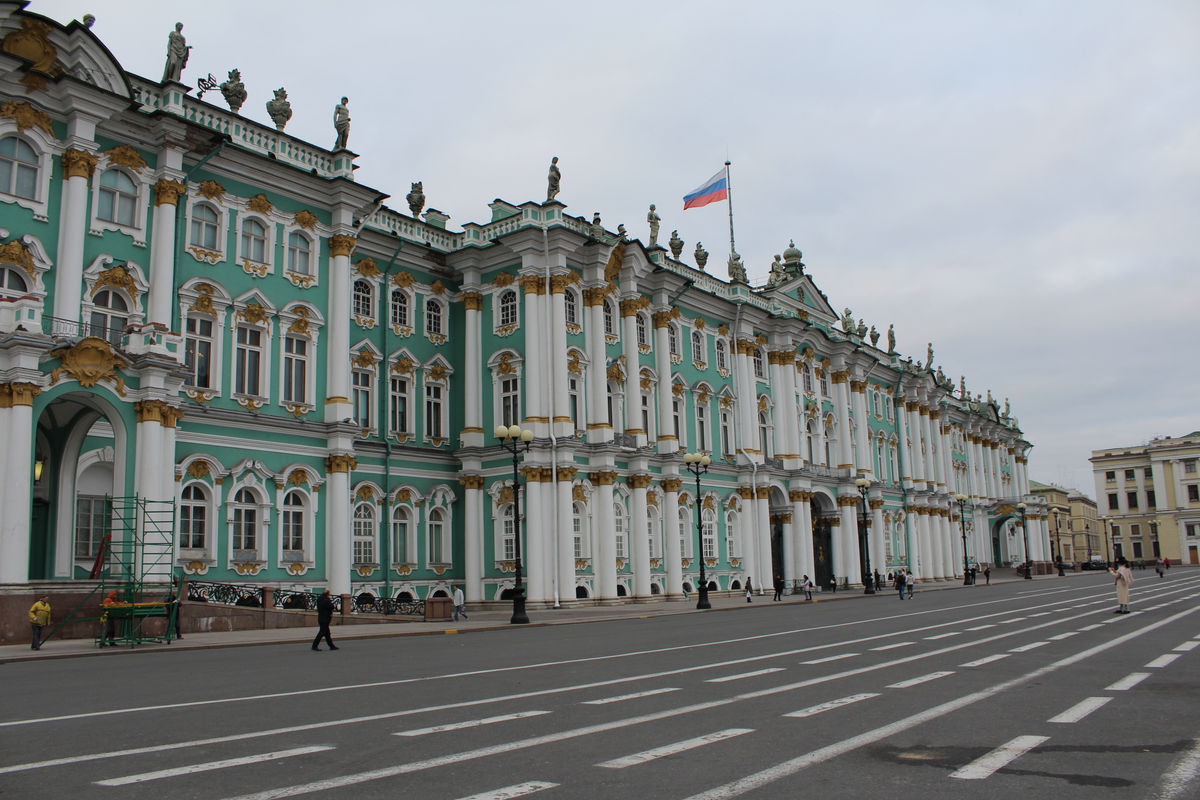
[857,319,867,339]
[869,325,880,348]
[162,22,190,83]
[925,342,934,370]
[694,242,708,269]
[766,255,785,287]
[546,156,561,201]
[333,97,350,150]
[668,230,683,260]
[266,87,292,130]
[727,251,748,283]
[841,308,856,334]
[406,182,425,219]
[590,212,604,242]
[647,204,660,248]
[887,324,896,354]
[617,223,628,242]
[219,69,246,113]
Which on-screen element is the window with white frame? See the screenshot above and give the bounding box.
[281,490,306,557]
[0,265,28,299]
[640,390,652,438]
[824,421,835,466]
[759,409,772,456]
[802,363,814,393]
[500,503,515,560]
[679,507,692,559]
[568,375,582,431]
[179,484,208,551]
[425,381,445,440]
[234,323,264,397]
[696,397,709,452]
[190,203,219,250]
[819,369,829,396]
[428,507,450,564]
[725,509,739,558]
[715,339,729,372]
[282,334,308,404]
[672,394,685,447]
[720,406,734,457]
[565,289,579,326]
[497,289,518,328]
[391,289,410,328]
[426,298,444,336]
[668,323,680,357]
[647,506,661,559]
[231,488,258,553]
[353,279,373,319]
[392,504,414,564]
[603,299,615,336]
[499,375,520,427]
[691,331,704,363]
[614,501,627,559]
[701,507,716,559]
[75,495,111,559]
[97,169,137,227]
[353,504,376,564]
[573,501,588,558]
[389,373,412,436]
[89,289,129,347]
[240,217,268,264]
[286,231,311,275]
[352,365,373,429]
[185,315,214,389]
[753,347,765,379]
[636,313,649,347]
[0,136,38,199]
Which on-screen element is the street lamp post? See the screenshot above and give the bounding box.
[1085,522,1093,563]
[855,477,874,594]
[683,452,712,610]
[954,493,971,586]
[1150,519,1160,559]
[1053,508,1065,576]
[495,424,534,624]
[1101,517,1112,567]
[1017,502,1032,579]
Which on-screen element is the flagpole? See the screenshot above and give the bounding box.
[724,160,736,259]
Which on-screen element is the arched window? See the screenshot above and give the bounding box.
[282,491,306,555]
[429,507,449,564]
[819,369,830,396]
[636,313,648,347]
[500,503,516,560]
[802,364,814,393]
[353,279,373,319]
[426,298,444,335]
[90,289,128,346]
[498,289,518,327]
[647,506,661,559]
[0,266,29,300]
[179,484,207,550]
[691,331,704,363]
[668,324,680,357]
[678,507,692,559]
[565,289,579,326]
[614,501,627,559]
[603,299,615,336]
[287,231,311,275]
[572,501,588,558]
[391,289,409,327]
[701,507,716,559]
[232,488,258,552]
[499,374,520,427]
[753,348,765,379]
[725,509,739,558]
[0,136,38,199]
[189,204,219,249]
[353,504,376,564]
[759,409,772,456]
[824,421,835,466]
[97,169,137,226]
[240,218,268,263]
[392,505,413,564]
[715,339,728,372]
[696,398,709,452]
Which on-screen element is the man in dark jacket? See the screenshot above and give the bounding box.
[312,589,338,651]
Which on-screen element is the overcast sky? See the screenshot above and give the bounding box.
[37,0,1200,498]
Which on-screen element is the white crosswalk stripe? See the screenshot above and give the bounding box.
[95,746,332,787]
[395,711,550,737]
[950,735,1049,780]
[597,729,754,769]
[784,693,879,718]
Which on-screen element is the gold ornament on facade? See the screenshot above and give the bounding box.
[604,243,625,283]
[660,478,682,493]
[492,271,515,288]
[849,379,866,393]
[589,470,617,486]
[185,460,211,480]
[582,287,608,307]
[49,338,127,396]
[390,271,415,288]
[556,466,578,482]
[235,397,264,411]
[606,362,624,385]
[239,303,269,324]
[2,100,55,137]
[427,363,448,382]
[672,382,687,397]
[188,246,223,265]
[134,399,170,423]
[355,257,379,278]
[459,475,485,490]
[0,382,41,408]
[354,484,376,502]
[185,389,214,404]
[293,210,318,231]
[240,258,270,278]
[20,72,47,94]
[549,274,576,294]
[519,275,543,295]
[830,370,850,384]
[197,180,225,201]
[639,370,652,391]
[153,178,185,206]
[328,234,356,258]
[353,350,377,368]
[392,356,414,376]
[287,308,311,336]
[837,495,860,507]
[288,469,310,488]
[498,486,516,505]
[495,352,516,375]
[430,279,446,295]
[628,474,654,490]
[283,403,311,418]
[61,148,98,180]
[572,484,587,503]
[2,18,59,74]
[567,351,582,375]
[104,144,147,172]
[325,454,357,473]
[461,291,483,311]
[0,239,35,279]
[91,264,138,299]
[701,495,717,511]
[245,193,273,214]
[189,283,216,314]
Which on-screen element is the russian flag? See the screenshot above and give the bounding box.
[683,168,728,210]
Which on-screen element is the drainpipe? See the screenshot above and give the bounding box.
[893,374,913,573]
[377,236,403,601]
[542,228,560,608]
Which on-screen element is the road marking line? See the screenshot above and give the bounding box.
[1048,696,1111,723]
[1010,642,1049,652]
[1027,612,1051,617]
[1105,672,1150,691]
[950,735,1049,779]
[959,654,1009,667]
[1048,632,1079,640]
[784,693,879,718]
[394,711,550,737]
[95,746,332,787]
[1146,654,1181,668]
[888,671,954,689]
[1173,641,1199,652]
[1079,624,1104,631]
[1148,736,1200,800]
[582,688,680,705]
[801,653,859,665]
[966,624,996,631]
[924,632,960,640]
[597,728,754,768]
[454,782,559,800]
[999,618,1027,624]
[706,668,784,683]
[678,604,1200,800]
[870,641,914,651]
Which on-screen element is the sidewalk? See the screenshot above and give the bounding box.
[0,571,1044,664]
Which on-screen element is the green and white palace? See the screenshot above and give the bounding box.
[0,5,1048,610]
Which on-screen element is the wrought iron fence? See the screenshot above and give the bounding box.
[185,581,425,616]
[351,591,425,616]
[186,580,264,607]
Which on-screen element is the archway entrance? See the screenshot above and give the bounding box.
[810,494,836,589]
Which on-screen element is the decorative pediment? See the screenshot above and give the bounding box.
[104,144,147,172]
[49,338,127,396]
[0,100,54,136]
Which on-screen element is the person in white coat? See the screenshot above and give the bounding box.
[452,586,468,622]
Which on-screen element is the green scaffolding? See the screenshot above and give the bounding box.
[96,496,180,647]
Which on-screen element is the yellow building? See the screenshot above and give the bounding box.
[1090,432,1200,565]
[1029,481,1102,566]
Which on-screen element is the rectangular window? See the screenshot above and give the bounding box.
[282,336,307,404]
[1105,471,1115,482]
[720,409,733,457]
[185,317,213,389]
[390,376,410,435]
[283,508,304,552]
[1107,493,1119,511]
[1144,467,1153,479]
[75,496,111,559]
[232,506,257,551]
[234,325,262,396]
[426,383,444,439]
[696,401,709,452]
[1186,460,1197,475]
[179,501,206,550]
[352,368,372,428]
[1189,485,1200,503]
[1146,490,1155,508]
[1124,469,1135,481]
[568,377,580,431]
[500,376,519,427]
[1130,524,1141,537]
[1132,540,1144,558]
[1126,491,1138,510]
[502,510,515,561]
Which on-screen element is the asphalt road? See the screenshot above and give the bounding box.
[2,572,1198,800]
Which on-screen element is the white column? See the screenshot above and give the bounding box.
[549,280,572,439]
[917,508,934,579]
[324,459,352,595]
[325,235,355,422]
[895,398,913,487]
[461,292,483,446]
[832,372,854,471]
[781,510,796,587]
[870,500,886,580]
[521,276,545,433]
[463,477,484,602]
[918,406,936,489]
[795,490,814,582]
[662,477,683,597]
[585,291,611,444]
[630,474,651,598]
[619,298,643,446]
[53,148,98,327]
[851,380,870,476]
[838,501,861,584]
[593,473,617,599]
[556,470,574,605]
[755,488,771,592]
[779,355,801,461]
[653,312,676,453]
[906,403,925,484]
[0,385,37,582]
[524,469,545,603]
[147,172,184,327]
[734,339,758,456]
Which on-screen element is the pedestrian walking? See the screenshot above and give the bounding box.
[873,569,882,593]
[100,590,120,646]
[1108,556,1134,614]
[311,589,338,651]
[773,575,783,601]
[28,595,51,650]
[1155,558,1164,579]
[745,576,753,602]
[907,574,916,599]
[800,574,814,601]
[984,566,991,585]
[452,586,468,621]
[895,570,906,600]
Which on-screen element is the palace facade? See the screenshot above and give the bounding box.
[0,5,1047,608]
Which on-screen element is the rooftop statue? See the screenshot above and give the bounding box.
[925,342,934,370]
[546,156,561,202]
[887,324,896,354]
[727,251,747,283]
[333,97,350,150]
[161,22,190,83]
[219,69,246,113]
[869,325,880,348]
[857,318,867,339]
[842,308,856,334]
[406,181,425,219]
[590,212,604,242]
[694,242,709,269]
[668,230,683,260]
[266,87,292,131]
[617,223,628,242]
[647,204,660,248]
[1004,398,1011,417]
